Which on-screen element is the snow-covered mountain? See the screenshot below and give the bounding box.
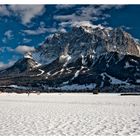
[32,25,140,65]
[0,25,140,92]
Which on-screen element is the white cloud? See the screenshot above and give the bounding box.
[121,25,132,30]
[0,5,10,16]
[4,30,14,40]
[54,5,124,28]
[47,28,58,33]
[58,28,67,33]
[2,30,14,43]
[23,26,47,35]
[2,38,6,43]
[55,5,75,9]
[0,5,45,25]
[9,5,45,25]
[0,60,16,70]
[7,47,14,52]
[0,62,6,69]
[22,38,32,43]
[23,26,59,35]
[54,6,102,27]
[15,45,35,54]
[71,21,104,29]
[54,14,76,21]
[40,21,46,27]
[0,47,14,53]
[0,54,19,70]
[59,22,72,28]
[102,21,109,26]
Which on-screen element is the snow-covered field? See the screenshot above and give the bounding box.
[0,93,140,136]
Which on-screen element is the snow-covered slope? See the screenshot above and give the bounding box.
[0,93,140,135]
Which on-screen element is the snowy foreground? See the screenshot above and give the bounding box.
[0,93,140,136]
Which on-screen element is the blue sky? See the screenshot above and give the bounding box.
[0,5,140,69]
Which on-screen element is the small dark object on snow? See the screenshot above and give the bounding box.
[120,93,140,96]
[93,90,99,95]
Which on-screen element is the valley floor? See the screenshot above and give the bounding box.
[0,93,140,136]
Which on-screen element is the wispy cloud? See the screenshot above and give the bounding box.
[23,27,47,35]
[23,26,59,35]
[0,5,45,25]
[54,5,124,28]
[15,45,35,54]
[71,21,104,29]
[22,38,32,43]
[120,25,132,30]
[0,47,14,53]
[55,5,75,9]
[0,60,16,70]
[4,30,14,40]
[2,30,14,43]
[9,5,45,25]
[0,5,10,16]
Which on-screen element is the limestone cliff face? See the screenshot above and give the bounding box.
[32,26,140,66]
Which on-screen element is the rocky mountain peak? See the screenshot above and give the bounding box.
[33,25,140,65]
[1,24,140,92]
[24,52,33,59]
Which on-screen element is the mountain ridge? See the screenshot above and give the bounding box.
[0,25,140,92]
